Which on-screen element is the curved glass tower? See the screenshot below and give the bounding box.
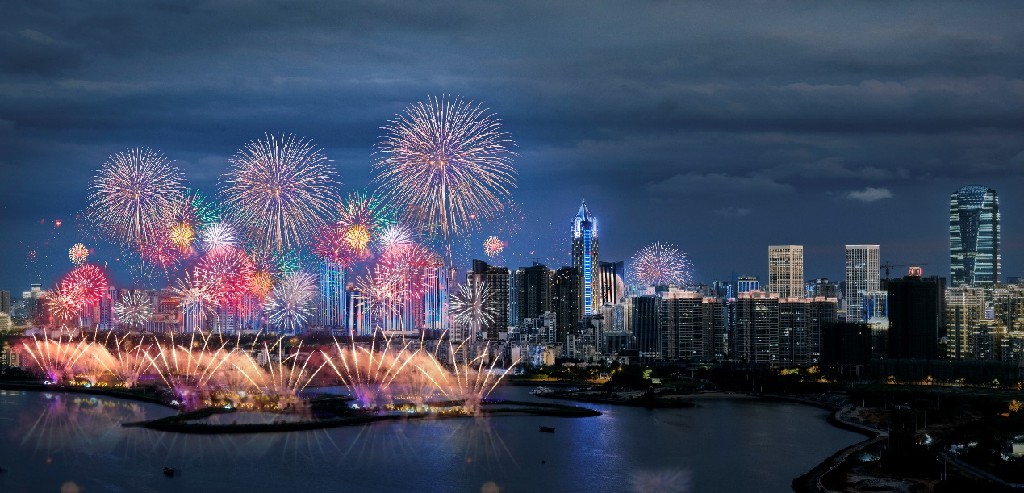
[950,186,1000,287]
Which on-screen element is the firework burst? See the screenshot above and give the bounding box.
[200,222,237,253]
[450,282,498,339]
[114,290,154,328]
[264,271,318,333]
[482,236,505,258]
[196,247,257,308]
[68,243,89,265]
[221,133,339,254]
[372,95,517,247]
[627,242,693,287]
[86,148,185,248]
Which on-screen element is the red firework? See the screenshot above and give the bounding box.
[61,264,108,307]
[195,246,256,308]
[377,242,441,299]
[138,227,185,273]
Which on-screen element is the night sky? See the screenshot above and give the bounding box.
[2,1,1023,292]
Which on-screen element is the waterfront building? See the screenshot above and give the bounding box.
[734,290,780,367]
[845,244,880,322]
[768,245,804,299]
[660,290,704,361]
[703,297,728,361]
[945,285,988,360]
[571,200,600,316]
[98,285,115,331]
[598,260,625,306]
[631,295,661,360]
[422,266,451,332]
[950,185,1000,286]
[887,274,945,360]
[0,290,10,314]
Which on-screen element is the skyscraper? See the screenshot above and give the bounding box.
[845,244,880,322]
[552,266,582,345]
[950,185,1000,286]
[571,200,600,316]
[888,274,945,360]
[0,290,10,314]
[517,263,552,325]
[768,245,804,298]
[734,290,780,367]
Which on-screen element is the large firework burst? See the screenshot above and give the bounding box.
[264,271,318,332]
[220,133,339,254]
[114,291,154,328]
[372,95,516,245]
[61,264,109,307]
[195,247,256,308]
[86,148,185,248]
[627,242,693,287]
[200,222,237,253]
[450,281,498,337]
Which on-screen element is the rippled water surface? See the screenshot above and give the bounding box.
[0,388,862,492]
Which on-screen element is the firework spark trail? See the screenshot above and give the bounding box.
[221,133,339,254]
[450,281,499,339]
[91,332,153,388]
[321,331,423,407]
[372,95,517,263]
[200,222,237,253]
[114,290,154,328]
[265,271,317,333]
[627,242,693,287]
[21,329,98,384]
[146,332,236,408]
[233,338,326,408]
[86,148,186,248]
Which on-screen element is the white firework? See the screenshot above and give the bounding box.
[264,271,318,332]
[201,222,237,252]
[114,290,154,328]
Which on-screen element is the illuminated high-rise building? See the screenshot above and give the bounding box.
[516,263,552,325]
[552,266,582,344]
[598,260,625,306]
[845,244,880,322]
[571,200,600,316]
[768,245,804,298]
[470,260,509,340]
[423,266,451,331]
[318,260,346,333]
[950,185,1000,286]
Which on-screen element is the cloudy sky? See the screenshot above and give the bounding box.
[1,1,1022,291]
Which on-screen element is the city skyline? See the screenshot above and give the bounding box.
[2,2,1024,291]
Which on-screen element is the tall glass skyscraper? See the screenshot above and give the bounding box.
[571,200,599,316]
[845,244,880,322]
[950,185,1000,287]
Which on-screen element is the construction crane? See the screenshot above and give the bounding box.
[880,261,905,280]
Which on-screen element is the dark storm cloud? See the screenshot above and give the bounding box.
[2,0,1023,290]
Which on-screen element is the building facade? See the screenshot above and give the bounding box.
[845,244,880,322]
[950,185,1000,287]
[768,245,804,299]
[571,200,600,316]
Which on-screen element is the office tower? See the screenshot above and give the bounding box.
[808,297,839,364]
[517,263,552,325]
[779,298,808,367]
[737,276,759,294]
[660,290,704,360]
[318,260,346,332]
[887,274,945,360]
[470,260,510,340]
[571,200,600,316]
[734,291,780,367]
[551,266,581,344]
[945,286,987,360]
[631,295,661,360]
[0,290,10,314]
[950,185,1000,286]
[845,244,880,322]
[768,245,804,298]
[598,261,625,306]
[508,270,520,327]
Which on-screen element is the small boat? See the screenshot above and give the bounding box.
[162,467,175,477]
[539,426,555,433]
